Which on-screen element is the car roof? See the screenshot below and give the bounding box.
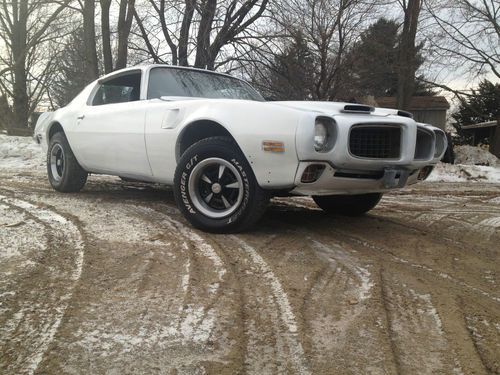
[98,64,241,83]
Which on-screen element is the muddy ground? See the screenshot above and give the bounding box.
[1,165,499,375]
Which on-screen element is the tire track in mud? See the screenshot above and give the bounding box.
[362,230,496,303]
[1,186,234,373]
[278,196,498,374]
[132,206,228,346]
[52,198,233,373]
[311,240,373,302]
[270,207,466,374]
[380,273,464,375]
[137,203,312,374]
[0,191,85,375]
[340,229,500,304]
[217,224,391,374]
[248,211,397,374]
[378,194,500,242]
[276,198,500,305]
[463,310,500,374]
[230,235,311,375]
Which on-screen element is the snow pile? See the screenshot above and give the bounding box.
[428,145,500,183]
[0,135,44,170]
[454,145,500,167]
[428,162,500,183]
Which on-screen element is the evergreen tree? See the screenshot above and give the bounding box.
[347,18,400,97]
[346,18,434,98]
[51,28,97,108]
[452,80,500,144]
[253,32,316,101]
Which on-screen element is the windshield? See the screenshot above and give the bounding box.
[147,67,264,101]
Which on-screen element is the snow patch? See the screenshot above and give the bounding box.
[0,135,44,171]
[179,305,216,344]
[427,162,500,183]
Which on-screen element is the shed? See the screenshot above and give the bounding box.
[461,121,500,158]
[375,96,450,131]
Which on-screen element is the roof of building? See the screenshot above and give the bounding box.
[461,121,498,130]
[375,96,450,110]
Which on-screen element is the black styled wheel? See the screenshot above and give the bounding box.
[47,132,88,192]
[313,193,383,216]
[174,136,269,233]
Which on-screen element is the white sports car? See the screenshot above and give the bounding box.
[34,64,447,232]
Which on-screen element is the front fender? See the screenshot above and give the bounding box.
[179,101,308,189]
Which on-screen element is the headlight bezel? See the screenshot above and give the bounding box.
[314,116,336,153]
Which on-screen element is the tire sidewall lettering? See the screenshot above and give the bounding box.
[179,153,251,222]
[227,158,250,224]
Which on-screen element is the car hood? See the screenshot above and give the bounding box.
[272,100,404,117]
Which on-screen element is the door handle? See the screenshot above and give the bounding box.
[77,114,85,120]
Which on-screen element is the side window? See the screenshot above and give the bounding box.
[92,72,141,106]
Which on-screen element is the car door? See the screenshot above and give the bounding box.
[73,71,153,178]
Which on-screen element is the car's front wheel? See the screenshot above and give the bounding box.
[313,193,383,216]
[47,132,88,192]
[173,136,269,233]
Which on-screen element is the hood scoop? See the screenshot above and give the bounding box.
[341,104,375,114]
[397,110,413,119]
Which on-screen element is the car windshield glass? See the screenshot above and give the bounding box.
[147,67,264,101]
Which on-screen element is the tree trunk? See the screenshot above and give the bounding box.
[179,0,196,66]
[101,0,113,73]
[397,0,421,110]
[116,0,136,70]
[194,0,217,69]
[83,0,99,81]
[10,0,29,131]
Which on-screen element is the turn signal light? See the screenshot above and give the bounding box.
[262,141,285,153]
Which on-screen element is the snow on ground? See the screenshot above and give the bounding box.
[428,163,500,183]
[0,135,44,171]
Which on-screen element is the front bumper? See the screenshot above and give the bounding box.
[291,162,432,196]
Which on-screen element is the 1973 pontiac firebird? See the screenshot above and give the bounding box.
[34,65,447,232]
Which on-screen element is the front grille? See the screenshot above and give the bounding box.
[414,127,434,160]
[433,130,446,158]
[349,125,401,159]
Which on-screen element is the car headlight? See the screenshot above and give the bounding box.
[314,117,335,152]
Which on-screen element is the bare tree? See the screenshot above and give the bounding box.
[100,0,113,73]
[0,0,72,132]
[100,0,136,73]
[83,0,98,80]
[425,0,499,81]
[266,0,381,100]
[116,0,136,69]
[134,0,269,70]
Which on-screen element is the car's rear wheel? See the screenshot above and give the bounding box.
[313,193,383,216]
[174,136,269,233]
[47,132,88,192]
